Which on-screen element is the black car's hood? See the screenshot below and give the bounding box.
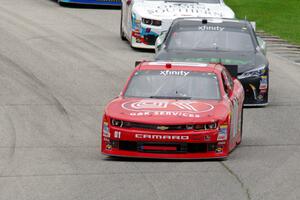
[155,50,268,73]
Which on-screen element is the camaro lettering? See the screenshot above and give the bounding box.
[135,134,189,140]
[160,70,190,76]
[198,25,224,31]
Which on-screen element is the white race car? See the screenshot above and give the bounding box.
[120,0,235,49]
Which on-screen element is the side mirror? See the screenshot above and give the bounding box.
[155,31,167,53]
[257,36,267,55]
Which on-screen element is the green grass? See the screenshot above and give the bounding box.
[225,0,300,45]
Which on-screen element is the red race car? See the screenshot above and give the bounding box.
[101,62,244,159]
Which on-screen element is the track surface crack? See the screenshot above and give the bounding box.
[221,162,251,200]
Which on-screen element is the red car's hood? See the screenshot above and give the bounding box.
[105,98,229,124]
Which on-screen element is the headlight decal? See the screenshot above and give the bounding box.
[142,18,162,26]
[111,119,124,127]
[238,65,267,79]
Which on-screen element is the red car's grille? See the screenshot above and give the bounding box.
[115,141,217,154]
[122,122,188,131]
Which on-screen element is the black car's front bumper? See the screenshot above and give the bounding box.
[239,72,269,106]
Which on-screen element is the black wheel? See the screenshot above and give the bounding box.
[236,107,243,145]
[120,8,126,41]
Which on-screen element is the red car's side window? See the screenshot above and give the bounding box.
[221,72,229,95]
[223,70,234,88]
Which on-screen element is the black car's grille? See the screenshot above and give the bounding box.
[117,141,217,153]
[144,35,158,45]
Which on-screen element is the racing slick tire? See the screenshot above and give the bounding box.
[236,107,244,145]
[120,8,126,41]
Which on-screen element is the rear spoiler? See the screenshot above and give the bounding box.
[223,65,238,78]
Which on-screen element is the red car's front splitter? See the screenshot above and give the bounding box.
[101,149,228,160]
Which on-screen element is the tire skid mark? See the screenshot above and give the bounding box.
[0,5,129,76]
[0,53,83,157]
[0,53,69,118]
[0,106,17,193]
[70,33,138,72]
[0,106,17,168]
[1,36,101,145]
[63,10,116,35]
[0,36,96,178]
[0,6,49,40]
[220,162,251,200]
[31,36,125,80]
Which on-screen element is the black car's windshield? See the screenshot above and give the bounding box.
[124,70,220,100]
[167,24,255,52]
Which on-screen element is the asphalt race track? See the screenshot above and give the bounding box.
[0,1,299,200]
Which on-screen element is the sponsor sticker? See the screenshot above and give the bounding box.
[114,131,121,139]
[103,122,110,138]
[217,125,228,141]
[198,25,224,31]
[218,141,226,145]
[122,100,214,118]
[259,76,268,90]
[215,147,223,153]
[106,144,112,150]
[160,70,190,76]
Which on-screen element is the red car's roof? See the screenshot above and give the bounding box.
[137,61,222,73]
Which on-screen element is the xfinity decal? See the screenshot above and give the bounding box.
[135,134,189,140]
[160,70,190,76]
[198,26,224,31]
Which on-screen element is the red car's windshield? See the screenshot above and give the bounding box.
[124,70,221,100]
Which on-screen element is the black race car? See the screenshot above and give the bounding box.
[155,18,269,106]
